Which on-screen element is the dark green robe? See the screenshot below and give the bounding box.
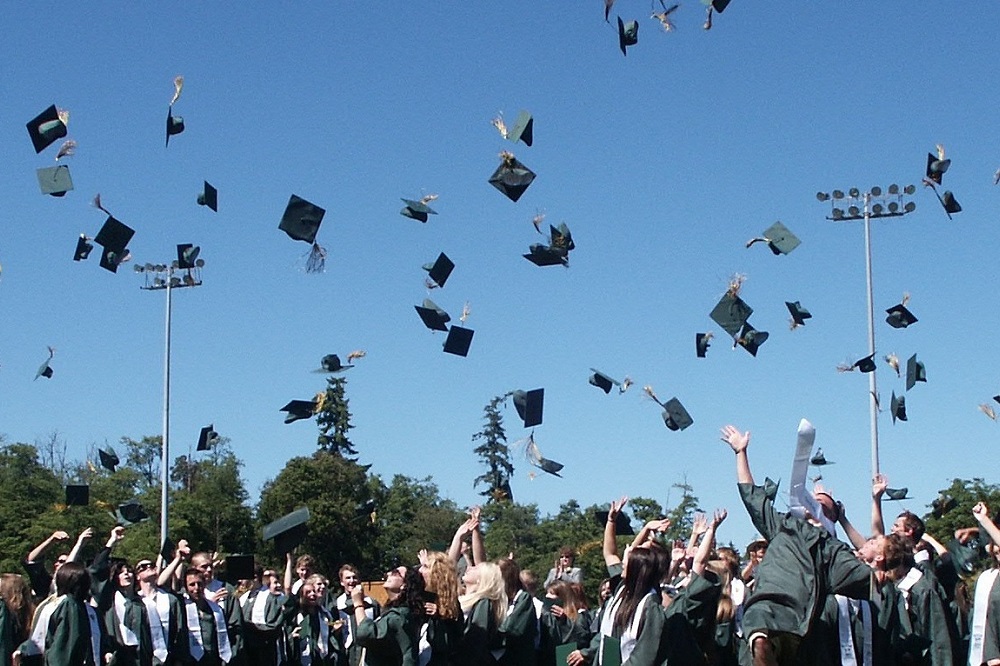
[335,593,381,666]
[282,604,341,666]
[0,600,23,666]
[970,569,1000,665]
[424,601,463,666]
[205,581,243,666]
[142,589,189,666]
[892,568,957,666]
[44,598,100,666]
[794,594,889,666]
[498,591,537,666]
[539,608,594,666]
[355,606,418,666]
[240,589,286,666]
[460,599,502,666]
[102,592,154,666]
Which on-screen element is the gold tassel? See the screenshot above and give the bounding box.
[170,76,184,106]
[346,350,366,363]
[55,140,77,161]
[980,404,997,421]
[491,113,508,139]
[884,353,900,377]
[460,301,471,324]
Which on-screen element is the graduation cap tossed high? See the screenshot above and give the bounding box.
[838,353,876,374]
[176,244,201,270]
[111,500,150,527]
[26,105,69,154]
[443,302,474,357]
[884,487,912,501]
[524,222,575,267]
[925,144,950,185]
[166,76,184,147]
[589,369,632,395]
[314,352,364,373]
[643,385,693,431]
[947,537,985,575]
[98,447,119,472]
[198,181,218,212]
[735,323,768,357]
[885,294,917,329]
[702,0,731,30]
[489,151,536,202]
[905,354,926,391]
[74,234,94,261]
[696,332,713,358]
[280,398,320,424]
[746,221,801,256]
[92,197,135,274]
[709,276,753,339]
[512,388,544,428]
[423,253,454,289]
[651,3,679,33]
[931,493,958,518]
[35,346,55,380]
[890,392,907,424]
[594,509,635,536]
[263,507,310,554]
[400,195,439,222]
[922,173,961,220]
[492,110,533,147]
[197,424,219,451]
[617,17,638,56]
[415,299,451,332]
[518,432,564,479]
[278,194,327,273]
[37,165,73,197]
[810,448,833,466]
[222,554,255,583]
[65,484,89,507]
[786,301,812,329]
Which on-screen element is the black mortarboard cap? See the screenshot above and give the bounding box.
[443,326,474,357]
[535,458,563,477]
[74,235,94,261]
[166,107,184,147]
[905,354,926,391]
[415,299,451,332]
[885,303,917,329]
[696,333,712,358]
[27,105,67,154]
[709,293,753,338]
[176,244,200,270]
[98,447,119,472]
[594,509,634,536]
[589,369,619,394]
[400,198,438,223]
[853,354,876,373]
[488,153,536,202]
[786,301,812,327]
[549,223,575,253]
[942,191,961,215]
[810,448,832,466]
[512,388,544,428]
[884,487,911,501]
[224,554,255,582]
[281,400,318,424]
[35,356,53,380]
[617,17,638,56]
[932,493,957,518]
[197,424,218,451]
[507,111,533,147]
[279,195,325,245]
[198,182,218,212]
[263,507,310,554]
[947,538,982,575]
[925,152,950,184]
[662,398,693,431]
[99,247,130,273]
[65,484,89,506]
[523,244,569,267]
[113,500,150,526]
[37,165,73,197]
[760,221,801,255]
[424,253,454,288]
[736,324,768,357]
[318,354,353,373]
[712,0,732,11]
[890,392,907,424]
[159,537,176,563]
[95,217,135,253]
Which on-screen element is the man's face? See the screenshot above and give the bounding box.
[191,555,214,583]
[891,516,912,539]
[135,560,157,583]
[857,536,885,568]
[185,575,205,599]
[340,569,358,591]
[54,554,69,572]
[297,565,312,581]
[268,575,283,595]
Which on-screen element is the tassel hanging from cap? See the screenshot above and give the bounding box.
[305,243,327,274]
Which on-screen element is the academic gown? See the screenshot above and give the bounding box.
[22,560,54,602]
[282,603,341,666]
[794,594,888,666]
[206,581,244,666]
[892,568,957,666]
[539,607,594,666]
[102,592,155,666]
[240,589,286,666]
[663,571,722,664]
[969,569,1000,666]
[335,593,380,666]
[141,588,189,666]
[0,600,23,666]
[737,482,874,640]
[583,590,669,666]
[498,590,537,666]
[423,601,463,666]
[44,597,102,666]
[185,598,233,666]
[355,606,419,666]
[459,599,502,666]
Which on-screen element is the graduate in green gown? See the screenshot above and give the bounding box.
[354,567,424,666]
[182,570,234,666]
[135,555,188,666]
[458,562,506,666]
[190,554,243,666]
[417,551,464,666]
[496,558,537,666]
[281,574,340,666]
[2,574,34,666]
[239,570,286,666]
[100,560,154,666]
[42,563,106,666]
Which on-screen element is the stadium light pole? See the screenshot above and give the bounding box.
[816,186,916,481]
[136,252,204,549]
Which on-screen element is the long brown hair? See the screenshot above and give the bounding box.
[0,574,34,643]
[423,552,460,621]
[614,548,664,634]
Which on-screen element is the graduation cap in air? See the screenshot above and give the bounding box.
[223,554,255,583]
[925,146,950,185]
[198,182,218,212]
[159,538,176,563]
[176,244,200,270]
[37,165,73,197]
[701,0,731,29]
[905,354,926,391]
[696,332,713,358]
[74,234,94,261]
[112,500,150,526]
[932,493,957,518]
[281,399,319,424]
[924,180,961,220]
[443,326,474,357]
[884,487,912,501]
[709,291,753,338]
[423,253,454,289]
[65,484,88,507]
[662,397,693,431]
[505,111,533,147]
[595,509,634,536]
[278,195,327,273]
[415,299,451,332]
[94,214,135,274]
[27,105,68,154]
[165,76,184,147]
[263,507,310,554]
[617,17,638,56]
[736,323,768,357]
[489,152,536,202]
[786,301,812,328]
[885,301,917,329]
[810,448,833,466]
[890,392,907,424]
[746,221,801,255]
[197,424,219,451]
[947,538,984,575]
[524,244,569,267]
[589,369,622,394]
[400,197,438,222]
[98,447,119,472]
[35,346,55,380]
[512,389,544,428]
[315,354,354,373]
[521,432,563,478]
[841,354,876,373]
[534,458,564,477]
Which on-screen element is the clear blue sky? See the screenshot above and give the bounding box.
[2,2,998,551]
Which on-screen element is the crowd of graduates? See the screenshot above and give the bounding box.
[2,424,1000,665]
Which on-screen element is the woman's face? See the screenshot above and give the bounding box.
[599,580,612,602]
[117,567,134,588]
[384,567,406,594]
[559,554,573,567]
[462,564,480,588]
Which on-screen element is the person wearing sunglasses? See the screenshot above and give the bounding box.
[136,550,188,666]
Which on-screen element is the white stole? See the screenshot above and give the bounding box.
[897,567,923,611]
[598,587,658,664]
[337,593,374,648]
[85,603,102,666]
[418,622,431,666]
[22,595,61,656]
[241,588,272,629]
[788,419,838,535]
[970,568,1000,666]
[297,609,331,659]
[185,597,233,663]
[836,595,872,666]
[114,591,140,647]
[140,591,171,663]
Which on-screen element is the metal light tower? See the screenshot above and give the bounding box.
[136,248,204,548]
[816,186,915,480]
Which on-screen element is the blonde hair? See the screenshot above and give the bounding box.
[1,573,34,643]
[424,551,460,621]
[459,562,507,625]
[705,560,735,623]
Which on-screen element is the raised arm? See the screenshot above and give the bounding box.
[630,518,670,551]
[604,496,628,567]
[973,502,1000,546]
[283,551,294,594]
[469,506,487,565]
[720,425,753,485]
[157,539,189,589]
[692,510,727,576]
[836,502,868,550]
[66,527,94,563]
[27,531,69,563]
[870,474,887,536]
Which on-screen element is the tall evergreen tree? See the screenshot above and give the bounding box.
[472,394,514,503]
[316,376,357,457]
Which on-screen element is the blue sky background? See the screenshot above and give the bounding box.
[2,2,999,550]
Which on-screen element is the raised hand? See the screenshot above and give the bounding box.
[712,509,728,526]
[872,474,888,498]
[720,425,750,453]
